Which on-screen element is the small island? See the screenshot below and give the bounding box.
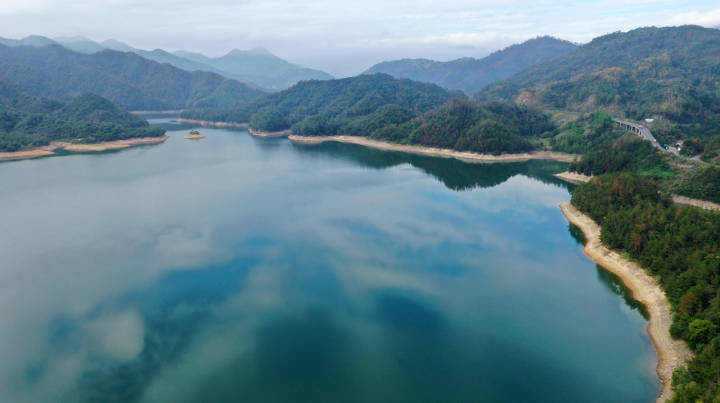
[184,129,205,140]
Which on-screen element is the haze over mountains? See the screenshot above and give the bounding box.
[1,35,333,91]
[364,37,578,94]
[172,48,333,91]
[0,43,267,110]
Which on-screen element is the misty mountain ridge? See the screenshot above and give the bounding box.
[0,43,267,110]
[364,36,578,94]
[172,47,334,90]
[50,36,333,90]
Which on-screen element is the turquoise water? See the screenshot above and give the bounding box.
[0,119,658,402]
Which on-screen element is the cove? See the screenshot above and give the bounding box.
[0,118,658,402]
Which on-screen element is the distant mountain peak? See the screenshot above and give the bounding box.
[225,47,276,58]
[54,35,92,43]
[101,39,134,51]
[364,36,577,94]
[249,46,273,55]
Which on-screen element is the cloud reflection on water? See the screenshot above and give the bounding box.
[0,129,655,401]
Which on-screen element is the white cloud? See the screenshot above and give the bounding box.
[86,310,145,361]
[666,8,720,27]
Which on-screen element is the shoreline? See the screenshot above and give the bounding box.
[0,136,169,162]
[249,127,291,138]
[176,118,248,128]
[130,110,183,115]
[560,202,691,403]
[553,171,593,184]
[289,135,578,163]
[554,171,720,211]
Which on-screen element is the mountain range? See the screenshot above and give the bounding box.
[475,25,720,139]
[46,36,333,90]
[364,36,578,94]
[0,43,268,110]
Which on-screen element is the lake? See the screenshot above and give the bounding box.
[0,118,658,402]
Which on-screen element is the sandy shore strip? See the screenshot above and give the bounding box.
[0,136,169,161]
[130,110,184,115]
[289,135,578,163]
[55,136,169,152]
[249,128,291,138]
[553,171,593,184]
[176,119,248,128]
[0,147,55,161]
[560,202,691,402]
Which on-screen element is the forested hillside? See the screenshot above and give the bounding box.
[476,26,720,140]
[0,44,267,110]
[364,37,577,94]
[571,173,720,402]
[369,99,554,154]
[0,80,164,152]
[182,74,456,129]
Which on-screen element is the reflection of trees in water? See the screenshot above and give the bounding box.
[567,223,586,246]
[292,141,572,191]
[595,265,649,319]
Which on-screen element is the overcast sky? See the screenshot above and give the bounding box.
[1,0,719,76]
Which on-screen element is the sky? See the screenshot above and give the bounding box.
[0,0,719,77]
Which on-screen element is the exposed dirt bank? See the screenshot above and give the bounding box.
[0,136,169,161]
[249,128,291,138]
[176,119,248,128]
[289,135,578,163]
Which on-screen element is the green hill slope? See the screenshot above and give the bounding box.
[476,26,720,139]
[182,74,456,131]
[364,37,577,94]
[0,44,267,111]
[0,81,164,152]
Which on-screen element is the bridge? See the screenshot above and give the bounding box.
[612,119,678,155]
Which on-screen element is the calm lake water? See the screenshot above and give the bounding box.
[0,118,658,402]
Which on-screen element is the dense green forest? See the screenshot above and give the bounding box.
[476,26,720,141]
[364,36,577,94]
[182,73,456,129]
[569,136,673,178]
[571,173,720,402]
[0,43,267,110]
[549,110,625,154]
[183,74,555,154]
[680,135,720,164]
[567,134,720,204]
[368,98,554,154]
[0,80,164,152]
